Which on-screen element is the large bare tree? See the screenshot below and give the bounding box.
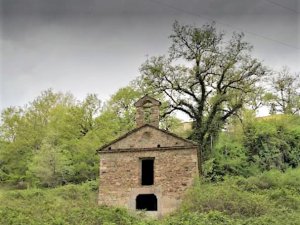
[140,21,266,175]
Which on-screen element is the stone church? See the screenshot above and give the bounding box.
[97,95,199,216]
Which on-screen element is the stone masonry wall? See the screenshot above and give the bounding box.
[103,126,194,151]
[98,147,198,216]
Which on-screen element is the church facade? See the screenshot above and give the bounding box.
[97,95,199,216]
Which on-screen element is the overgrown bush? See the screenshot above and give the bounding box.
[163,211,235,225]
[204,114,300,182]
[175,169,300,225]
[243,115,300,171]
[1,170,300,225]
[0,181,153,225]
[182,179,271,217]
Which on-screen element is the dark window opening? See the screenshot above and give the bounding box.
[136,194,157,211]
[141,158,154,185]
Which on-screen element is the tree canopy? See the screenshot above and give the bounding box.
[1,21,299,187]
[264,67,300,115]
[139,21,266,174]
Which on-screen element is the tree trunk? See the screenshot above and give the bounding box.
[196,145,203,177]
[193,123,205,177]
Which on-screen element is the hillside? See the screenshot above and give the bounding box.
[1,89,300,224]
[1,168,300,225]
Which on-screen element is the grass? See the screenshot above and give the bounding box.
[1,168,300,225]
[0,181,152,225]
[179,168,300,225]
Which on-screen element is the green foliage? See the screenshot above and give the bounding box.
[238,168,300,191]
[139,21,266,174]
[1,169,300,224]
[203,132,253,181]
[243,114,300,171]
[202,114,300,181]
[163,211,234,225]
[27,143,74,187]
[0,89,117,187]
[183,180,271,217]
[0,86,183,187]
[178,168,300,225]
[103,86,142,133]
[263,67,300,115]
[0,181,152,225]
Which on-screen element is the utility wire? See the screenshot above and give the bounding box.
[144,0,300,50]
[264,0,299,14]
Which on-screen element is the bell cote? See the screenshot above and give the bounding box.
[134,95,161,128]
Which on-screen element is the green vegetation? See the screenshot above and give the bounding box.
[203,114,300,181]
[0,87,181,188]
[1,169,300,225]
[180,168,300,224]
[139,21,266,174]
[1,21,300,224]
[1,111,300,225]
[0,180,150,225]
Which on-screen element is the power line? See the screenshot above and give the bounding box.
[144,0,300,50]
[264,0,299,14]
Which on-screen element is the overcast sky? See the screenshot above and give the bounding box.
[1,0,299,114]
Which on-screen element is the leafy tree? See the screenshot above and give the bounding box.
[27,141,73,187]
[102,85,182,133]
[245,86,266,112]
[76,94,102,136]
[264,67,300,115]
[0,107,37,183]
[39,93,102,184]
[103,86,142,132]
[139,21,266,174]
[0,107,24,142]
[0,89,104,186]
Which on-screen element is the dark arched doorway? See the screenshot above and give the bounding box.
[136,194,157,211]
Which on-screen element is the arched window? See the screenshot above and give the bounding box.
[136,194,157,211]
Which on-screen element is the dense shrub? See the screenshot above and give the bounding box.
[1,170,300,225]
[175,169,300,225]
[203,114,300,182]
[0,181,152,225]
[182,179,271,217]
[238,168,300,190]
[163,211,235,225]
[243,115,300,171]
[203,133,255,181]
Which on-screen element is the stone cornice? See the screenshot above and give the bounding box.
[98,146,197,154]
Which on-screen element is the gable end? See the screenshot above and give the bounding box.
[97,124,197,153]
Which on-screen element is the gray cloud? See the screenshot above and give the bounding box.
[1,0,299,112]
